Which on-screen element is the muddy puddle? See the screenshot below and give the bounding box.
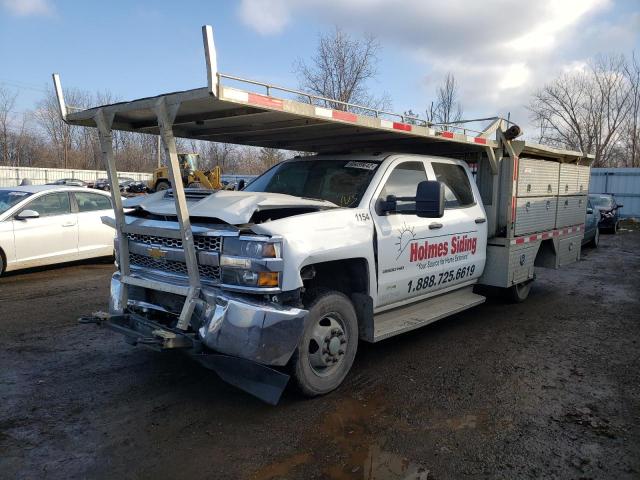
[250,391,429,479]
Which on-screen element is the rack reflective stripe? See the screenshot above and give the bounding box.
[439,131,454,139]
[315,107,357,122]
[380,119,412,132]
[511,224,584,245]
[332,110,357,122]
[222,88,283,109]
[248,93,283,109]
[474,137,487,144]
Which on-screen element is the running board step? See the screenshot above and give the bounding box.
[372,287,485,342]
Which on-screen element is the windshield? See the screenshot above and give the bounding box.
[0,190,32,215]
[244,159,381,207]
[589,195,613,208]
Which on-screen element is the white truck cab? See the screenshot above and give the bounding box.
[60,26,592,404]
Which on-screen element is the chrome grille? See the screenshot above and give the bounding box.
[126,233,222,252]
[129,253,221,282]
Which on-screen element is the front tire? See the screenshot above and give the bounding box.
[590,227,599,248]
[155,180,171,191]
[292,290,358,396]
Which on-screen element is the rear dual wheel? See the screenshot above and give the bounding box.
[507,281,532,303]
[292,291,358,396]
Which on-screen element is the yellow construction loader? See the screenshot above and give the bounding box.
[149,153,223,191]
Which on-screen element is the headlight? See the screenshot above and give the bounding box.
[220,236,282,290]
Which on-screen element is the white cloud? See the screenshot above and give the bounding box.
[1,0,52,16]
[238,0,291,35]
[236,0,638,132]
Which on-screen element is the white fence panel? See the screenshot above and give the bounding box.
[0,166,151,187]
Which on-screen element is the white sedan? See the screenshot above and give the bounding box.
[0,185,115,275]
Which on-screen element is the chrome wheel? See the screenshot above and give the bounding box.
[307,313,348,376]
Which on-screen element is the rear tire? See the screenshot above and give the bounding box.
[155,180,171,191]
[0,250,4,276]
[507,281,532,303]
[292,290,358,397]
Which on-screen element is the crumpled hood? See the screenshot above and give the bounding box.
[123,190,338,225]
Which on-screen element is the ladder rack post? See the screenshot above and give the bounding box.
[154,99,202,331]
[202,25,218,97]
[95,108,130,309]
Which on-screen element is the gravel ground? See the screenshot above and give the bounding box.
[1,227,639,479]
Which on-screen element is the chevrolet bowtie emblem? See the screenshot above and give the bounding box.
[148,247,167,259]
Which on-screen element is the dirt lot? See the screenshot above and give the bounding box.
[1,227,639,480]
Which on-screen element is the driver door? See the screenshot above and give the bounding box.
[13,192,78,268]
[370,159,446,308]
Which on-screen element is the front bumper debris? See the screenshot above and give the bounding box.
[79,310,292,405]
[82,272,310,404]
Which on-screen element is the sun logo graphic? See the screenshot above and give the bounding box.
[395,223,416,260]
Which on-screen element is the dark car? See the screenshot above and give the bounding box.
[93,177,135,192]
[47,178,88,187]
[588,193,623,234]
[93,178,109,190]
[582,198,601,247]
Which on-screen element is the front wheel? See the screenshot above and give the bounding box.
[292,290,358,396]
[590,227,600,248]
[155,180,171,191]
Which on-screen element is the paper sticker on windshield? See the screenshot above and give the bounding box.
[8,192,28,196]
[345,161,377,170]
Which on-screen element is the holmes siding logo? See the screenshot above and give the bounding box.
[396,223,478,262]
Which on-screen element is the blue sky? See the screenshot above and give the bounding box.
[1,0,639,133]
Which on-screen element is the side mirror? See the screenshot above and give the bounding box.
[415,180,445,218]
[586,208,593,214]
[377,180,445,217]
[237,179,246,191]
[16,209,40,220]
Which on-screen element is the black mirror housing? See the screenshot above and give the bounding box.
[416,180,445,218]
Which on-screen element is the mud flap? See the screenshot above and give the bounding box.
[194,354,290,406]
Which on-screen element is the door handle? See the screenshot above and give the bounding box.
[475,217,486,224]
[429,222,443,230]
[62,222,76,227]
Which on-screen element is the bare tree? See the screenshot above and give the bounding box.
[529,54,632,167]
[294,27,390,112]
[0,87,18,165]
[623,53,640,167]
[258,147,285,170]
[430,73,463,127]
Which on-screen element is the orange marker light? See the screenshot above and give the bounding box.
[258,272,279,287]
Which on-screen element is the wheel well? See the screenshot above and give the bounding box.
[534,239,556,268]
[0,246,6,273]
[301,258,369,297]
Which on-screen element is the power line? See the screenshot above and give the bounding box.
[0,80,49,94]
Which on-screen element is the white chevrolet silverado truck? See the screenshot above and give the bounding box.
[57,26,592,404]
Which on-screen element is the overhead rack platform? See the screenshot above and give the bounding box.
[53,27,591,164]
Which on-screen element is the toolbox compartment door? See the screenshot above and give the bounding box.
[577,165,591,195]
[556,195,587,228]
[559,164,580,195]
[517,159,559,197]
[557,234,581,266]
[514,196,557,236]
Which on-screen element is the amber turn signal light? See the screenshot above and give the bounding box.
[257,271,279,287]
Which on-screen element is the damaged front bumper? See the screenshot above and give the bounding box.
[90,272,308,404]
